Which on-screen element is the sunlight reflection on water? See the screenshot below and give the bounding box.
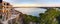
[14,8,47,17]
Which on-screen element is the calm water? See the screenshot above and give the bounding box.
[14,8,47,17]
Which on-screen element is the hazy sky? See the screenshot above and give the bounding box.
[3,0,60,7]
[3,0,60,4]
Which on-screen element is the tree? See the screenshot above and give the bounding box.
[39,8,60,24]
[23,14,39,24]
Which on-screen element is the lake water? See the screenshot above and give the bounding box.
[14,8,47,17]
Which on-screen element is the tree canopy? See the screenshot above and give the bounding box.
[39,8,60,24]
[23,14,39,24]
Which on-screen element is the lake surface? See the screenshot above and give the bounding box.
[14,8,47,17]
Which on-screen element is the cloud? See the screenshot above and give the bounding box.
[13,3,60,7]
[3,0,60,7]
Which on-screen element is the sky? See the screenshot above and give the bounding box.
[3,0,60,7]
